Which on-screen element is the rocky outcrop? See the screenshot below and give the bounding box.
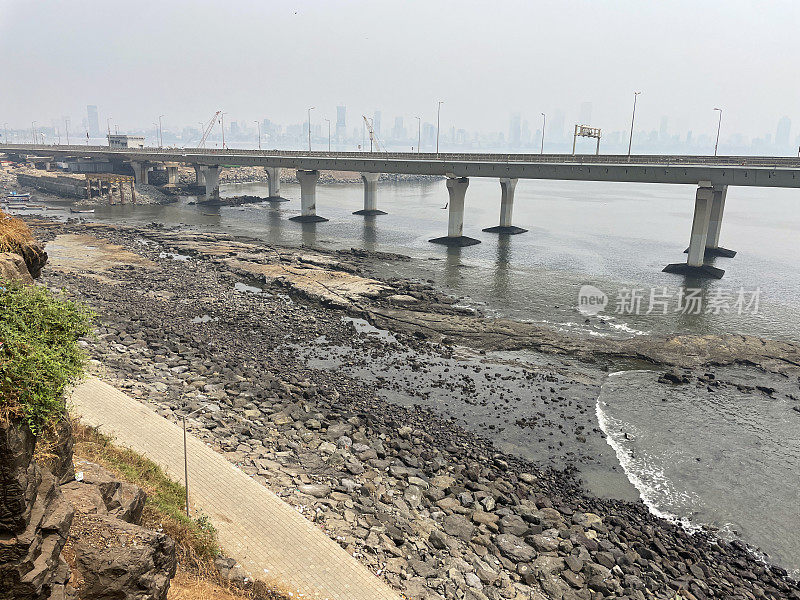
[19,243,48,279]
[0,416,174,600]
[0,251,34,283]
[0,418,74,600]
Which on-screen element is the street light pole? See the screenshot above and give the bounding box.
[713,107,723,156]
[220,112,226,149]
[31,122,36,144]
[65,118,70,145]
[416,116,421,153]
[540,113,546,154]
[254,120,261,150]
[106,118,112,139]
[158,115,164,148]
[436,101,443,156]
[627,91,641,160]
[307,107,315,152]
[324,118,331,151]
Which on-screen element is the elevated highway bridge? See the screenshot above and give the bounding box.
[4,143,800,278]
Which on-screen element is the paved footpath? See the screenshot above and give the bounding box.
[70,376,401,600]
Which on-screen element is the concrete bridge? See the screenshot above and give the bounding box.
[4,143,800,278]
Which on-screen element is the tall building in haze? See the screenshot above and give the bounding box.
[86,105,99,137]
[336,105,346,141]
[776,116,791,149]
[509,113,521,147]
[579,102,592,126]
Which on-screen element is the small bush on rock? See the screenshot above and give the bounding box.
[0,281,94,431]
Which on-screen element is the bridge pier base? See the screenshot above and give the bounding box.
[290,169,328,222]
[354,173,386,215]
[664,182,725,278]
[683,184,736,258]
[483,178,527,234]
[193,165,206,187]
[265,167,287,201]
[430,177,480,246]
[130,161,151,185]
[165,163,179,187]
[203,166,221,202]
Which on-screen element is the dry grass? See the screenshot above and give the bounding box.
[69,419,292,600]
[0,209,34,253]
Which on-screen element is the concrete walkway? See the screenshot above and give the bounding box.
[70,377,401,600]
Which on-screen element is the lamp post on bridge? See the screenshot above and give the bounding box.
[713,107,723,156]
[436,101,443,157]
[415,116,421,153]
[106,118,112,139]
[627,91,641,161]
[307,107,315,152]
[324,118,331,151]
[540,112,546,154]
[158,115,164,148]
[254,120,262,150]
[65,118,70,145]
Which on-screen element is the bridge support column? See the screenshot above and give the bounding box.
[683,184,736,258]
[165,163,179,187]
[353,173,386,215]
[663,182,725,278]
[130,161,150,185]
[290,169,328,222]
[483,178,527,234]
[203,165,221,202]
[193,165,206,187]
[265,167,286,201]
[430,177,480,246]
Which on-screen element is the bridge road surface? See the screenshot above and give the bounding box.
[70,376,402,600]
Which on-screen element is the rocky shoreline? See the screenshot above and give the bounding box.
[28,218,800,600]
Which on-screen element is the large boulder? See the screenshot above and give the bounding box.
[71,514,176,600]
[72,460,146,524]
[18,243,48,279]
[0,252,34,284]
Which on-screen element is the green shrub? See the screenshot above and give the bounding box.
[0,281,94,432]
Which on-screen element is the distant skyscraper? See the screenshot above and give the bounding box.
[509,113,521,147]
[86,105,99,137]
[392,116,405,140]
[776,116,791,149]
[373,111,381,137]
[336,105,346,141]
[552,110,566,142]
[579,102,592,126]
[659,116,669,143]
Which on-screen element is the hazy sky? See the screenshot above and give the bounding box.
[1,0,798,138]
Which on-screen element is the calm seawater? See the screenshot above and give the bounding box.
[31,177,800,573]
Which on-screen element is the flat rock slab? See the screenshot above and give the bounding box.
[70,377,400,600]
[45,234,155,284]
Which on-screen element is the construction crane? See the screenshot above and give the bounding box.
[362,115,386,152]
[198,111,222,148]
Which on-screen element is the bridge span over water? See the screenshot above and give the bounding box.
[4,143,800,278]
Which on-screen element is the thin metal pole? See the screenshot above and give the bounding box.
[221,113,226,149]
[416,116,421,153]
[255,121,261,150]
[65,118,70,145]
[627,91,641,161]
[714,108,722,156]
[436,101,443,156]
[324,118,331,151]
[183,415,190,517]
[158,115,164,148]
[540,113,546,154]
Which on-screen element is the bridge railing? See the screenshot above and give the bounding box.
[2,143,799,169]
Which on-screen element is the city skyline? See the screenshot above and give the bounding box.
[1,1,799,147]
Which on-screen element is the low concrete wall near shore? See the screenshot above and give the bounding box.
[17,173,86,198]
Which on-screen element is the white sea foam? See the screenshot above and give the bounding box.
[595,371,702,533]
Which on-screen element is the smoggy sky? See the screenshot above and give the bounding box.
[1,0,798,140]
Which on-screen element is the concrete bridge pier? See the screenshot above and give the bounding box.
[353,172,386,215]
[193,165,206,187]
[290,170,328,222]
[265,167,286,201]
[683,184,736,259]
[165,162,179,187]
[130,161,151,185]
[663,182,725,278]
[430,177,480,247]
[483,178,527,234]
[204,166,222,201]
